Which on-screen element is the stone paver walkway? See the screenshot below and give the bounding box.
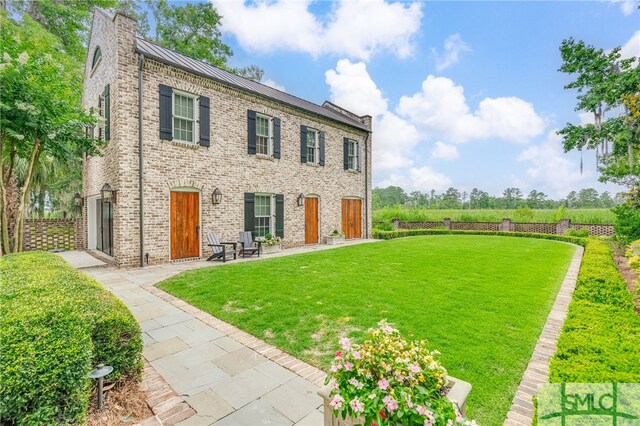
[503,244,584,426]
[67,240,378,425]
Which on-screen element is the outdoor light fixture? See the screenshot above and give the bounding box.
[100,183,116,204]
[88,363,113,410]
[212,187,222,205]
[73,192,83,208]
[297,193,305,207]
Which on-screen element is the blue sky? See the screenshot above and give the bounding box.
[208,0,639,198]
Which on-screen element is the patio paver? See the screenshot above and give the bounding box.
[62,239,379,425]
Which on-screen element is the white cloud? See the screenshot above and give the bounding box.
[431,141,459,160]
[212,0,422,60]
[263,79,286,92]
[433,33,471,71]
[620,30,640,63]
[325,59,419,170]
[397,75,545,144]
[608,0,636,16]
[379,166,453,192]
[517,130,590,197]
[579,112,595,125]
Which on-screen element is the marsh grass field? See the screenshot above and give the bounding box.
[373,207,615,230]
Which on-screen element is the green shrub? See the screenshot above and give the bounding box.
[0,252,142,425]
[564,228,590,237]
[549,239,640,383]
[372,228,587,246]
[613,203,640,244]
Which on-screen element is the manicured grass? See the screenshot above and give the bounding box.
[158,236,576,425]
[373,207,615,229]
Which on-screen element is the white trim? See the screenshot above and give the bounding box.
[254,192,275,237]
[172,89,199,144]
[256,113,274,157]
[306,128,320,164]
[87,195,100,251]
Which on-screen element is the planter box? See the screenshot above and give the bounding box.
[325,236,345,245]
[260,243,282,255]
[317,375,472,426]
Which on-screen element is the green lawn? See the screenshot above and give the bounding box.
[158,236,576,425]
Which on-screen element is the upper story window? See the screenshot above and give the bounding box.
[173,90,198,143]
[91,47,102,71]
[256,114,273,156]
[306,128,319,164]
[347,139,357,170]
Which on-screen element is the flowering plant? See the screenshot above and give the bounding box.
[325,321,475,426]
[261,233,282,246]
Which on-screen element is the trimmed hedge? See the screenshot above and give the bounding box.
[373,229,640,383]
[549,239,640,382]
[372,228,587,246]
[0,252,142,425]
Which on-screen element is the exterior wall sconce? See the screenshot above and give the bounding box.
[212,187,222,205]
[73,192,84,208]
[297,193,305,207]
[101,183,116,204]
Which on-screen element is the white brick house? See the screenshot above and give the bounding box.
[82,9,372,267]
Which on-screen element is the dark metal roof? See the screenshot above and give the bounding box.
[135,37,370,131]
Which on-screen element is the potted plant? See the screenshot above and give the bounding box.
[259,233,282,254]
[326,229,345,245]
[318,321,474,426]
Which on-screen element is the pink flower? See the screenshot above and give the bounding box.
[378,379,389,390]
[407,400,414,408]
[344,362,354,371]
[335,351,342,359]
[348,378,364,389]
[339,337,352,350]
[330,394,344,410]
[368,393,376,400]
[352,351,362,359]
[416,405,427,415]
[329,378,339,390]
[423,410,435,426]
[349,398,364,413]
[330,364,342,373]
[382,395,398,412]
[409,364,421,373]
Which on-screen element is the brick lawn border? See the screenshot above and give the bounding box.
[143,283,328,388]
[503,244,584,426]
[135,361,196,426]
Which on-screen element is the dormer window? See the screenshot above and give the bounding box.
[91,47,102,71]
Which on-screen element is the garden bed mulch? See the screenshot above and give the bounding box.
[87,378,152,426]
[611,244,639,315]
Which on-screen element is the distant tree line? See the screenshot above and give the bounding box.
[373,186,624,210]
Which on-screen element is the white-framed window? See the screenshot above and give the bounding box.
[307,128,319,164]
[173,90,198,143]
[256,114,273,156]
[254,194,274,237]
[347,139,357,170]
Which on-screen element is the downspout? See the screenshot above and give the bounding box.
[364,130,371,239]
[138,53,145,267]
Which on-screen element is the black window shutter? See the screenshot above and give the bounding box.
[343,138,349,170]
[199,96,210,147]
[103,84,110,141]
[357,141,362,172]
[244,193,255,232]
[159,84,173,140]
[319,131,325,166]
[273,117,281,158]
[97,96,103,140]
[275,194,284,238]
[300,125,308,163]
[247,110,257,154]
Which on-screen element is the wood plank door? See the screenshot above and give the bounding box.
[170,191,200,259]
[341,198,362,239]
[305,197,319,244]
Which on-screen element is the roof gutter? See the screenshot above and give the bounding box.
[138,53,145,267]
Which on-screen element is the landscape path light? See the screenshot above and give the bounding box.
[88,363,113,410]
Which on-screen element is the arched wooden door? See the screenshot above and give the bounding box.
[305,197,319,244]
[341,198,362,239]
[170,191,200,259]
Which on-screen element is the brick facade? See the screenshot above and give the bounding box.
[83,10,372,267]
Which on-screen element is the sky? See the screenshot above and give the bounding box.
[208,0,639,198]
